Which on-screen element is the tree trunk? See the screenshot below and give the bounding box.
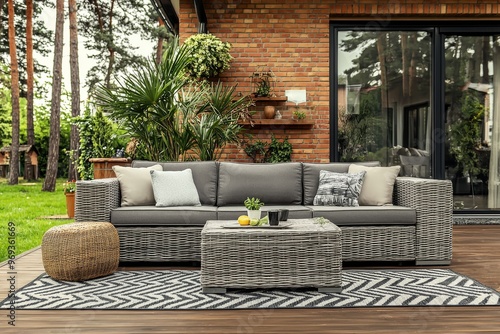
[482,36,490,84]
[376,32,390,151]
[401,33,409,97]
[68,0,80,181]
[377,33,388,109]
[26,0,34,146]
[472,38,482,83]
[104,0,116,89]
[43,0,64,192]
[156,18,164,64]
[7,0,20,185]
[409,33,418,96]
[25,0,35,181]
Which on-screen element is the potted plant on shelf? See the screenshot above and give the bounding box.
[255,77,271,97]
[244,197,264,220]
[292,109,307,121]
[251,65,276,97]
[63,180,76,218]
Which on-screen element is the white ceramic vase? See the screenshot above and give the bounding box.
[247,209,262,221]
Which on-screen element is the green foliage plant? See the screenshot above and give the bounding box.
[62,180,76,193]
[183,33,232,79]
[244,136,293,163]
[75,109,95,180]
[267,136,293,163]
[75,106,128,180]
[95,38,194,162]
[244,140,268,163]
[244,197,264,210]
[96,38,250,162]
[255,77,271,97]
[448,93,485,178]
[292,109,306,120]
[190,82,253,161]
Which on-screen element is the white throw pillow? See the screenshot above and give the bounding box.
[112,164,162,206]
[150,169,201,207]
[348,165,401,206]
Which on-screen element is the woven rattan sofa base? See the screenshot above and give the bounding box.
[74,164,453,265]
[341,225,416,262]
[201,219,342,293]
[117,226,202,262]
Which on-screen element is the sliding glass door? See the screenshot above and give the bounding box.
[336,30,433,178]
[333,23,500,211]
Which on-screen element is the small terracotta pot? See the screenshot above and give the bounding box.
[65,192,75,218]
[263,105,276,119]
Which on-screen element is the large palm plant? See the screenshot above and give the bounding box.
[190,83,253,160]
[95,38,195,161]
[95,38,252,162]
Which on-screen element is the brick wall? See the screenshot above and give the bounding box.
[178,0,500,163]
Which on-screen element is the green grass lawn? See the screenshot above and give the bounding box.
[0,178,73,262]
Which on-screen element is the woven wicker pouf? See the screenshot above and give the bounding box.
[42,222,119,281]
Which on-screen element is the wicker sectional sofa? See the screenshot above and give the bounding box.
[75,161,453,265]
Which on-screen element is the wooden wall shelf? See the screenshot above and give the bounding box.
[251,96,288,102]
[240,119,314,128]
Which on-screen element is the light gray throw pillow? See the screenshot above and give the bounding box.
[113,164,163,206]
[150,169,201,207]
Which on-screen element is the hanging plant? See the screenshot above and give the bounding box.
[183,33,233,79]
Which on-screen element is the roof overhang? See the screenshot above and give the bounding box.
[151,0,180,35]
[194,0,207,33]
[152,0,208,35]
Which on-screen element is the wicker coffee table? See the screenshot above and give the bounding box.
[201,218,342,293]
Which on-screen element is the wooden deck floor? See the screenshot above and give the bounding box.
[1,225,500,333]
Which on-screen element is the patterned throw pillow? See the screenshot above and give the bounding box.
[313,170,366,207]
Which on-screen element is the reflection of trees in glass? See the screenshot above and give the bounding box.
[338,31,431,164]
[445,36,492,124]
[340,31,430,99]
[338,91,385,162]
[448,93,485,178]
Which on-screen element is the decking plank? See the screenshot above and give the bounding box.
[1,225,499,333]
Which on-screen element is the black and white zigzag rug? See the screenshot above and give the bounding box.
[1,269,499,310]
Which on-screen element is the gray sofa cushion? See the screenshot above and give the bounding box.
[217,205,313,220]
[111,205,217,226]
[217,162,303,206]
[132,160,218,206]
[303,161,381,205]
[306,205,416,226]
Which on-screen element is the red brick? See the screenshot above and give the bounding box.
[179,0,499,163]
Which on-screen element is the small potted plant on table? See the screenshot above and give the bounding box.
[244,197,264,221]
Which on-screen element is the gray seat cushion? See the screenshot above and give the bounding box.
[217,205,313,220]
[306,205,416,226]
[302,161,381,205]
[111,206,217,226]
[217,162,303,206]
[132,160,218,206]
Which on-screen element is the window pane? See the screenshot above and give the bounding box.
[445,35,500,210]
[337,30,432,178]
